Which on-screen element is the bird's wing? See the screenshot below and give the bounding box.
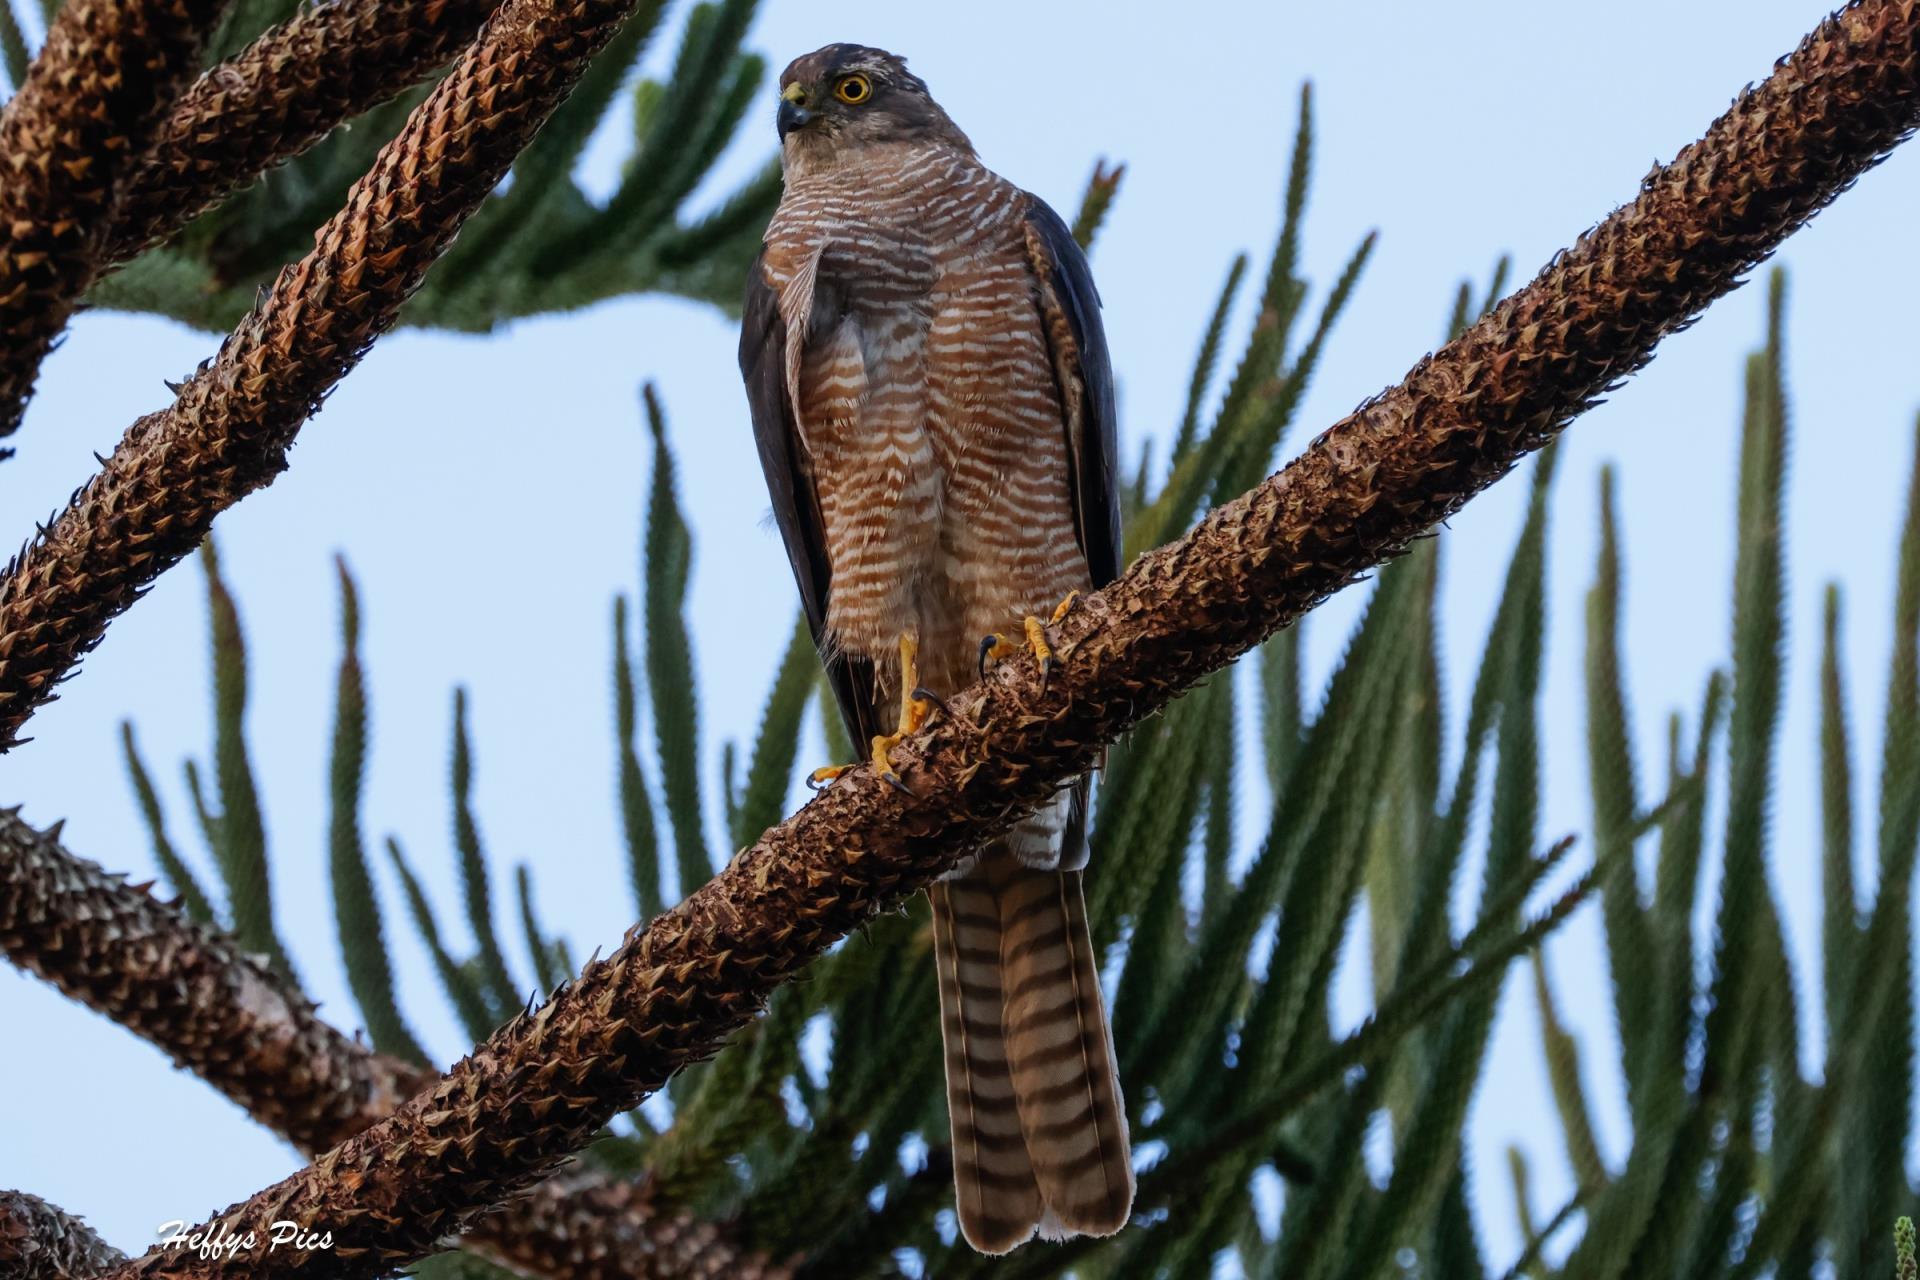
[739,247,879,754]
[1019,193,1122,868]
[1020,193,1122,589]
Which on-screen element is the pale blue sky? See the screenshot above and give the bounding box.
[4,0,1918,1270]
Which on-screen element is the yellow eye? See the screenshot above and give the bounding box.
[833,73,872,105]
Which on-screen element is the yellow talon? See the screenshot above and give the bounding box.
[1024,614,1053,673]
[871,633,930,794]
[869,732,914,795]
[806,763,852,790]
[978,592,1079,694]
[812,634,944,793]
[811,633,933,794]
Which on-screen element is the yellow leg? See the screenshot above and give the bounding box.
[978,591,1080,693]
[869,633,931,794]
[807,633,931,793]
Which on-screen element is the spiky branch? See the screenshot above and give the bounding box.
[75,3,1920,1276]
[0,0,226,440]
[102,0,503,266]
[0,0,662,745]
[0,1191,126,1279]
[88,0,769,337]
[0,810,787,1279]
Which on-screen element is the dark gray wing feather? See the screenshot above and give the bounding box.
[1020,195,1122,870]
[1021,194,1122,588]
[739,249,878,753]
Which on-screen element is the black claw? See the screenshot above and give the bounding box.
[881,769,915,797]
[1040,656,1055,697]
[977,634,996,677]
[806,771,837,792]
[912,686,953,723]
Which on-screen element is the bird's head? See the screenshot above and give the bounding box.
[774,44,972,171]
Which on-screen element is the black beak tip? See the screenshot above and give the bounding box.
[777,99,814,139]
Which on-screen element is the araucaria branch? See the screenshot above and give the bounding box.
[89,3,1920,1276]
[0,0,225,438]
[0,0,660,745]
[101,0,505,265]
[0,810,790,1279]
[0,1190,127,1279]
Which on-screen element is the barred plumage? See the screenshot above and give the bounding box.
[740,43,1132,1253]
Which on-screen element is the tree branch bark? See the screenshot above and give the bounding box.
[0,0,226,441]
[0,1191,126,1279]
[0,809,789,1280]
[71,2,1920,1276]
[0,0,654,749]
[100,0,505,268]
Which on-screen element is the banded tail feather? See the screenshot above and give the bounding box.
[929,849,1134,1253]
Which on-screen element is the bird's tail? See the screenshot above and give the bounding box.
[929,851,1133,1254]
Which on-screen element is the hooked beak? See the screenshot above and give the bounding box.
[777,98,815,139]
[778,83,814,139]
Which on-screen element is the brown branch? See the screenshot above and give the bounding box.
[102,0,503,267]
[0,808,415,1149]
[0,1191,126,1279]
[0,0,652,750]
[474,1174,792,1280]
[81,3,1920,1276]
[0,809,789,1279]
[0,0,225,441]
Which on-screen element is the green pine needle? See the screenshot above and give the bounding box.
[1446,282,1474,344]
[514,864,569,996]
[0,0,28,93]
[1241,595,1411,1092]
[1478,257,1512,319]
[120,722,216,924]
[1069,160,1125,252]
[329,559,428,1063]
[181,756,222,882]
[1132,559,1411,1089]
[1874,411,1920,931]
[1339,457,1551,1280]
[1268,81,1315,316]
[816,669,855,767]
[198,540,295,984]
[545,0,762,274]
[1821,582,1859,1039]
[1530,949,1608,1190]
[431,0,671,283]
[1171,253,1250,466]
[1506,1145,1539,1256]
[732,615,816,849]
[1584,465,1659,1119]
[1702,271,1791,1110]
[1258,624,1303,789]
[1108,803,1193,1065]
[1127,83,1327,562]
[640,385,714,902]
[449,687,520,1017]
[386,835,496,1044]
[1087,678,1213,951]
[1200,674,1236,931]
[612,594,666,921]
[1211,227,1376,507]
[1396,447,1557,981]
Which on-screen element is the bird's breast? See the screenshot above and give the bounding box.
[766,147,1025,314]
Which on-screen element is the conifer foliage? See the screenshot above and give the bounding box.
[0,1,1917,1277]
